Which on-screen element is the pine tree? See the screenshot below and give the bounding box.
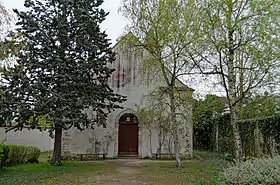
[0,0,126,165]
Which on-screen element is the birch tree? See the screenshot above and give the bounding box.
[0,1,13,125]
[138,87,192,158]
[190,0,280,160]
[120,0,198,167]
[0,1,11,36]
[0,1,12,65]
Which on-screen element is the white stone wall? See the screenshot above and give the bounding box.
[62,35,193,158]
[63,108,193,158]
[0,128,53,152]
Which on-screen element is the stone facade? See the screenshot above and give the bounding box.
[62,34,193,158]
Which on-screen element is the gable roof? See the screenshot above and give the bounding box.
[112,32,194,92]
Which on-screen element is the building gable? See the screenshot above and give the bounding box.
[108,33,194,94]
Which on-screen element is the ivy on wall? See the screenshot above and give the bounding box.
[217,113,280,157]
[239,113,280,156]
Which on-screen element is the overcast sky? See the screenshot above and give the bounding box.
[1,0,128,45]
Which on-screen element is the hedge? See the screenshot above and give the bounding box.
[238,113,280,156]
[0,143,40,167]
[217,113,280,157]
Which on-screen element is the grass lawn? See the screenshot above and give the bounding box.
[0,151,226,185]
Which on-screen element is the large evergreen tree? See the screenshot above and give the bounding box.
[0,0,126,165]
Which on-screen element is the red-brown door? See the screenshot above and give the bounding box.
[118,121,139,155]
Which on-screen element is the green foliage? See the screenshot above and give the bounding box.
[241,92,280,120]
[197,0,280,92]
[137,106,157,127]
[0,0,126,164]
[0,140,7,168]
[1,0,126,131]
[220,155,280,185]
[238,93,280,156]
[193,95,224,150]
[193,95,225,127]
[0,144,40,167]
[196,0,280,160]
[215,113,235,154]
[239,113,280,156]
[216,112,280,157]
[193,150,227,160]
[137,97,168,128]
[138,87,192,128]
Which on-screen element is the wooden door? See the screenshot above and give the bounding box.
[118,119,139,155]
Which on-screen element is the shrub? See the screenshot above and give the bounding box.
[220,155,280,185]
[0,141,10,168]
[1,144,40,166]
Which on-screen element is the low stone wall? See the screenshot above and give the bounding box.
[0,128,54,152]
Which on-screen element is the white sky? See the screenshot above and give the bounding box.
[1,0,128,45]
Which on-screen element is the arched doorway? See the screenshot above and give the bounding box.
[118,113,139,156]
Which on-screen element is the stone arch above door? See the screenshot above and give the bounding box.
[115,108,142,127]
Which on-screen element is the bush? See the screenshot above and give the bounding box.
[0,142,10,168]
[0,144,40,166]
[220,155,280,185]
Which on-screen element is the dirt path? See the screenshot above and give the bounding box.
[85,159,152,185]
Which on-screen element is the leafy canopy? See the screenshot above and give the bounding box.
[0,0,126,132]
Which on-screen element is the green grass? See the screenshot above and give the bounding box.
[0,151,226,185]
[0,161,106,185]
[193,149,234,164]
[39,150,52,162]
[139,161,221,185]
[0,151,106,185]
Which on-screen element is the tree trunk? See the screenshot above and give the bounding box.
[51,127,62,166]
[158,127,166,154]
[174,127,181,168]
[169,88,181,168]
[168,135,173,154]
[230,107,243,161]
[149,129,152,156]
[254,126,263,157]
[215,122,219,152]
[225,0,243,162]
[158,128,162,154]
